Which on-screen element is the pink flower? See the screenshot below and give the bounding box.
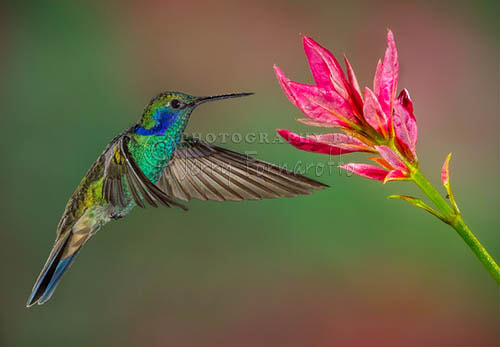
[340,145,410,183]
[275,30,418,182]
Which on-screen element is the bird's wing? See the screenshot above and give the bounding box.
[102,135,187,210]
[157,136,328,202]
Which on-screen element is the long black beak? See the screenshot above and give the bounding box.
[193,92,253,106]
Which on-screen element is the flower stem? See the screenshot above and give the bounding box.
[411,168,500,284]
[411,169,454,216]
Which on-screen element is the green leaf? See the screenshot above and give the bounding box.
[388,194,449,224]
[441,153,460,213]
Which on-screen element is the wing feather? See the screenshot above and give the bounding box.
[101,136,188,210]
[158,136,328,202]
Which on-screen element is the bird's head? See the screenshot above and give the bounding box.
[135,91,253,136]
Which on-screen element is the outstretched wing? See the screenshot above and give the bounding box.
[157,136,328,202]
[102,135,187,210]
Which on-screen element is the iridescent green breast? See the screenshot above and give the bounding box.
[129,106,189,183]
[128,133,179,184]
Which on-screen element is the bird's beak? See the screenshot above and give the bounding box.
[192,92,254,107]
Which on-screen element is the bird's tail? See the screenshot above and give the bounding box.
[26,229,85,307]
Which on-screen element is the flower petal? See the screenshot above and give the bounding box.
[288,81,357,126]
[296,118,343,128]
[274,65,299,105]
[340,163,388,181]
[393,89,418,160]
[277,129,360,155]
[344,55,362,97]
[364,88,390,137]
[308,133,375,152]
[374,30,399,118]
[344,55,364,115]
[384,169,409,183]
[275,66,353,127]
[369,156,393,170]
[302,36,350,100]
[373,59,382,97]
[375,145,407,171]
[398,87,414,114]
[342,128,378,147]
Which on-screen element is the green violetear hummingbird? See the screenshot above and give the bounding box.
[27,91,327,307]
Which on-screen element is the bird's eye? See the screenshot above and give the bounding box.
[170,99,182,109]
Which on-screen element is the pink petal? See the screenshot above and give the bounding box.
[308,133,375,152]
[373,59,383,97]
[384,169,409,183]
[344,55,364,115]
[274,65,298,105]
[302,36,350,100]
[343,56,362,97]
[275,66,353,127]
[363,88,390,137]
[398,88,414,114]
[369,156,393,170]
[296,118,344,128]
[340,163,388,181]
[393,89,418,159]
[374,30,399,119]
[375,145,407,171]
[277,129,360,155]
[288,81,357,126]
[441,153,451,187]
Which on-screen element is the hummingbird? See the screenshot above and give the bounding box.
[27,91,327,307]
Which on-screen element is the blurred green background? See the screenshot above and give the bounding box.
[1,0,498,346]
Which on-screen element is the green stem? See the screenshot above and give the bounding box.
[451,217,500,284]
[411,167,500,284]
[411,169,454,216]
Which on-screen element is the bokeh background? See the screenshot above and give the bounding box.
[1,0,498,346]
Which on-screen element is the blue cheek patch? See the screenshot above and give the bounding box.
[135,109,179,136]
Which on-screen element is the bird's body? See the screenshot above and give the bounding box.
[27,91,327,307]
[60,127,181,230]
